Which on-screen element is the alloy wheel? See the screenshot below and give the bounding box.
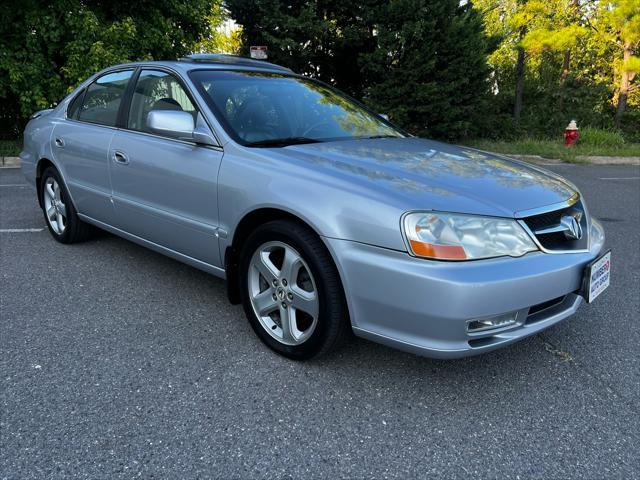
[43,177,67,235]
[248,241,319,345]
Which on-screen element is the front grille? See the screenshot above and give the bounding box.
[523,207,571,232]
[521,199,589,252]
[527,295,566,316]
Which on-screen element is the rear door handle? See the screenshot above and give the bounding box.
[54,137,65,148]
[113,150,129,165]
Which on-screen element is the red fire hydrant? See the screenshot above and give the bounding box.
[563,120,580,147]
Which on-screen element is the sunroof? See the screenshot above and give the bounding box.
[178,54,291,73]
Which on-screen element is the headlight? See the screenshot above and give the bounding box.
[403,212,538,261]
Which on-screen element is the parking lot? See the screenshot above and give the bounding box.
[1,163,639,478]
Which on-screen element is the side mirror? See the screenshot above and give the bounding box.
[147,110,195,140]
[147,110,217,146]
[379,113,389,121]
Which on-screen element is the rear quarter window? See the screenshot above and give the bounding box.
[66,90,85,120]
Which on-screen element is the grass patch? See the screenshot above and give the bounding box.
[579,127,626,147]
[0,139,21,157]
[466,131,640,163]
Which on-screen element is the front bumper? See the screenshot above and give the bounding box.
[323,219,605,359]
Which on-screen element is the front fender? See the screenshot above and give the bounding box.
[217,147,408,254]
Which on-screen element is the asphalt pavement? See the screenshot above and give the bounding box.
[1,163,639,479]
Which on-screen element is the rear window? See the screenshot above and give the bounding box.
[77,70,133,127]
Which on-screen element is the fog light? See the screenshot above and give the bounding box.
[467,312,518,333]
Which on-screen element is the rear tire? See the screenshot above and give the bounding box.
[239,220,349,360]
[40,166,94,244]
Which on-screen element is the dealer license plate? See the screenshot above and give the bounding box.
[584,250,611,303]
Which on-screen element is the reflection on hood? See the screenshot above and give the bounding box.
[267,137,577,217]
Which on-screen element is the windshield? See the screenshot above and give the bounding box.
[189,70,404,146]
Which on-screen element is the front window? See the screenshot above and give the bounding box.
[128,70,198,133]
[189,70,403,146]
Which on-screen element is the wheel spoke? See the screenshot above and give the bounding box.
[253,290,278,316]
[46,206,56,220]
[281,246,301,282]
[291,287,319,318]
[53,182,61,201]
[45,182,55,200]
[255,253,278,284]
[57,201,67,217]
[56,212,64,229]
[280,305,295,343]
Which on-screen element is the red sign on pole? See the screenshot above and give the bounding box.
[250,46,268,60]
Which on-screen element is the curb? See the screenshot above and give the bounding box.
[505,154,563,165]
[576,155,640,166]
[1,156,21,168]
[505,154,640,166]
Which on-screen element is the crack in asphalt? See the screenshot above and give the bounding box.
[539,333,640,417]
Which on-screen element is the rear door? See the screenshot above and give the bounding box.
[52,69,134,224]
[108,68,223,267]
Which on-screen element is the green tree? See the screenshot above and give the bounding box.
[196,5,243,55]
[519,0,588,109]
[0,0,221,132]
[475,0,640,136]
[361,0,491,140]
[596,0,640,128]
[226,0,378,99]
[476,0,588,127]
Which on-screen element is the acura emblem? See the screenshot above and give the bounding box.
[560,214,583,240]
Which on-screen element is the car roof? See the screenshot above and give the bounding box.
[107,54,293,75]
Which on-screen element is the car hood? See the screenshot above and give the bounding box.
[268,137,577,217]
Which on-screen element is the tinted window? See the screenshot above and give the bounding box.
[127,70,197,132]
[190,70,402,145]
[67,90,85,120]
[77,70,133,127]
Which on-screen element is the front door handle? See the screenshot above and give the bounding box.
[54,137,65,148]
[113,150,129,165]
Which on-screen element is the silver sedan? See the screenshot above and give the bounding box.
[20,54,610,360]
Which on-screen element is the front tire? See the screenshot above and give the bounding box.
[40,166,93,243]
[239,220,349,360]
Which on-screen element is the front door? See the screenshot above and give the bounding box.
[109,69,223,267]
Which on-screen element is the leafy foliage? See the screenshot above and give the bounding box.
[360,0,491,139]
[196,5,243,54]
[0,0,220,133]
[226,0,378,99]
[1,0,638,143]
[474,0,639,138]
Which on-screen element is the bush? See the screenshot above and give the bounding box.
[0,139,21,157]
[579,127,625,147]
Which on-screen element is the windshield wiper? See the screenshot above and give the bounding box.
[362,135,399,139]
[247,137,323,148]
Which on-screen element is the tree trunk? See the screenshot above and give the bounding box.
[558,0,578,112]
[514,40,525,126]
[615,42,632,129]
[558,49,571,111]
